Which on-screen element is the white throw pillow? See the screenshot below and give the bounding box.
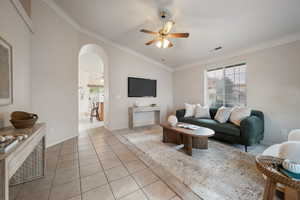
[214,107,232,123]
[184,103,196,117]
[195,105,211,118]
[229,107,251,126]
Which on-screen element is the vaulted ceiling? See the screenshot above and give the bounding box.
[54,0,300,68]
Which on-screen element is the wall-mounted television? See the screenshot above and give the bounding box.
[128,77,157,97]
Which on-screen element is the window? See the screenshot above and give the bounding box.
[206,63,247,107]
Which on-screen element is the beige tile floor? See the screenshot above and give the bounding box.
[10,127,181,200]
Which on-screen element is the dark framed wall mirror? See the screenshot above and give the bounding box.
[0,36,13,106]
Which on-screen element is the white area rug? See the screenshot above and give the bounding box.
[124,129,264,200]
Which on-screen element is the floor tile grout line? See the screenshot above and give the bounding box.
[47,142,63,200]
[107,136,148,192]
[51,140,81,187]
[90,131,151,200]
[111,128,184,199]
[106,132,173,200]
[89,128,175,199]
[76,135,85,200]
[87,130,117,200]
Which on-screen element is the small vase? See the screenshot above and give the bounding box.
[168,115,178,127]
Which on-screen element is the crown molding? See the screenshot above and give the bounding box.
[42,0,174,72]
[175,32,300,71]
[42,0,81,31]
[80,29,174,72]
[11,0,34,33]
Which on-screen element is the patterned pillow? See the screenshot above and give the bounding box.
[195,105,211,118]
[229,107,251,126]
[184,103,196,117]
[214,107,233,123]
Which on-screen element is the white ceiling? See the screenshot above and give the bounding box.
[54,0,300,68]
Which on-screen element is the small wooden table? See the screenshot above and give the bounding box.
[161,123,215,156]
[256,156,300,200]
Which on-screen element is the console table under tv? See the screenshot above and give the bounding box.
[128,106,160,129]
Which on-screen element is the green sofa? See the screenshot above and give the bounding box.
[176,108,264,152]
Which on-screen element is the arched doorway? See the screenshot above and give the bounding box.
[78,44,109,132]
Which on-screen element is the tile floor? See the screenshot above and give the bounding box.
[78,118,104,133]
[11,127,182,200]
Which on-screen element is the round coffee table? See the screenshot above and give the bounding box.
[161,123,215,156]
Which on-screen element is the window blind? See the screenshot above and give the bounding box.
[206,63,247,107]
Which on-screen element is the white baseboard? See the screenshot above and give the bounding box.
[133,120,156,127]
[46,134,78,148]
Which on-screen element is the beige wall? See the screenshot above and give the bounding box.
[173,41,300,144]
[31,0,173,146]
[0,0,31,126]
[31,0,79,146]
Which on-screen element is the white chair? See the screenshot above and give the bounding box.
[288,129,300,141]
[278,141,300,162]
[263,129,300,158]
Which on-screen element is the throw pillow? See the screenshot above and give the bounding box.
[214,107,233,123]
[229,107,251,126]
[194,105,211,118]
[184,103,196,117]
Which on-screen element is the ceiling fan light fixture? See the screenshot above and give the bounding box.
[156,38,170,48]
[163,20,174,34]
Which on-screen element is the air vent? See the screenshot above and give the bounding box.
[210,46,223,52]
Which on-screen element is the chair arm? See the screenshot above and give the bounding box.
[176,109,186,121]
[240,116,264,146]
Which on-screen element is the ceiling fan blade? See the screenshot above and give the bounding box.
[140,29,158,35]
[167,33,190,38]
[145,39,158,45]
[168,41,174,48]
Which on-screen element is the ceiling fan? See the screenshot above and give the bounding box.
[140,11,190,48]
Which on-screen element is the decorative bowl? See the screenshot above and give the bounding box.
[10,111,38,129]
[282,159,300,174]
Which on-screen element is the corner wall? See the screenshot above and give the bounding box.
[31,0,79,146]
[173,41,300,144]
[0,0,31,126]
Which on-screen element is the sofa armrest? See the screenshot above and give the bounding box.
[176,109,186,121]
[240,116,264,146]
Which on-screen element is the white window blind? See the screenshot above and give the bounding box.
[206,63,247,107]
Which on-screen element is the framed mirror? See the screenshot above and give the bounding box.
[0,36,13,106]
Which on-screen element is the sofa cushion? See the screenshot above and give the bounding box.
[214,107,233,123]
[180,117,241,137]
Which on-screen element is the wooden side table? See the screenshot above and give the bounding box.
[256,155,300,200]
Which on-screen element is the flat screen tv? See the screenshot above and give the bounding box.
[128,77,157,97]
